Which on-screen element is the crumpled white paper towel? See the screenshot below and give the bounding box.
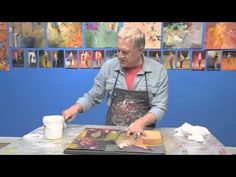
[174,122,211,142]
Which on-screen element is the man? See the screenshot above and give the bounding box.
[62,26,168,138]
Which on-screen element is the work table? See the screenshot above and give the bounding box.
[0,124,230,155]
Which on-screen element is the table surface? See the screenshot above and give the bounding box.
[0,124,231,155]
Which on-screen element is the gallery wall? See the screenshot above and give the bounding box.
[0,22,236,146]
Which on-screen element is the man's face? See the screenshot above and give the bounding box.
[117,38,143,68]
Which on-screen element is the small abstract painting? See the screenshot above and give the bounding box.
[207,50,221,71]
[149,50,161,63]
[12,49,24,67]
[92,50,104,68]
[163,51,176,69]
[52,50,64,68]
[26,50,38,68]
[39,50,51,68]
[221,51,236,71]
[176,51,190,69]
[79,50,91,68]
[65,50,78,69]
[192,51,206,71]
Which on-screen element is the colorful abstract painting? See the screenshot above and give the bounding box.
[163,22,203,49]
[39,50,51,68]
[79,50,91,68]
[92,50,104,68]
[48,22,82,48]
[123,22,161,49]
[205,22,236,49]
[65,50,78,69]
[221,51,236,71]
[12,49,24,67]
[207,51,221,71]
[149,50,161,63]
[64,127,165,155]
[176,51,190,69]
[192,51,206,71]
[0,22,9,71]
[163,51,176,69]
[9,22,45,48]
[85,22,120,48]
[26,50,38,68]
[52,50,64,68]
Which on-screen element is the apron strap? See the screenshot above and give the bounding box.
[111,70,120,99]
[144,72,148,92]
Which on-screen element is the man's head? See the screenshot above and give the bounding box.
[117,26,145,68]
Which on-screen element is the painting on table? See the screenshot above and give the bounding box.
[64,127,165,155]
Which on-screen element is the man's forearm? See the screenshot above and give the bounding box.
[136,112,156,128]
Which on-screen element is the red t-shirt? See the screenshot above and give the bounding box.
[124,64,143,90]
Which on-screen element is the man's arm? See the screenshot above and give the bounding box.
[127,67,168,136]
[62,63,107,121]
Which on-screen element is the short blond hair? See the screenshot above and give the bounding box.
[118,26,145,49]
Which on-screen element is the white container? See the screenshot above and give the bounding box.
[43,115,64,140]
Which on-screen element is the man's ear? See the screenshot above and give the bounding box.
[139,47,144,54]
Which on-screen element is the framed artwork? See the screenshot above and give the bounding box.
[39,50,51,68]
[9,22,45,48]
[48,22,82,48]
[205,22,236,49]
[221,51,236,71]
[163,22,203,49]
[123,22,161,49]
[0,22,9,71]
[192,51,206,71]
[85,22,120,48]
[79,50,91,69]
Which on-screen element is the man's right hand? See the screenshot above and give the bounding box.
[61,104,82,122]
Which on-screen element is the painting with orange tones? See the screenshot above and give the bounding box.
[79,50,91,69]
[12,49,24,67]
[48,22,82,48]
[205,22,236,49]
[192,51,206,71]
[92,50,104,68]
[176,51,190,69]
[0,22,9,71]
[65,50,78,69]
[123,22,161,49]
[39,50,52,68]
[221,51,236,71]
[9,22,45,48]
[163,22,203,49]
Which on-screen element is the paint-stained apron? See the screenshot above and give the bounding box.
[106,71,155,128]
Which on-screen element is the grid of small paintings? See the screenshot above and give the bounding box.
[1,22,236,71]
